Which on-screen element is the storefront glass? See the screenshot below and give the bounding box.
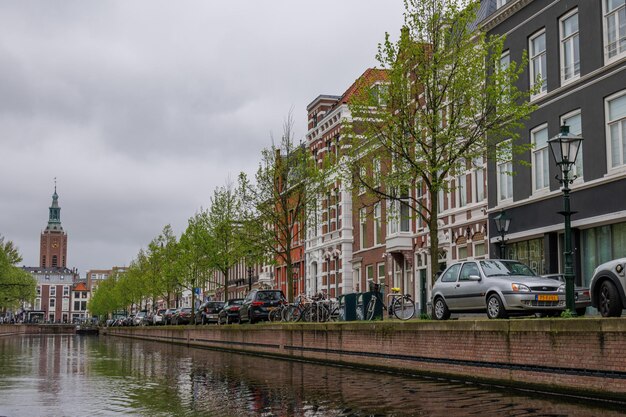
[506,238,545,275]
[581,221,626,286]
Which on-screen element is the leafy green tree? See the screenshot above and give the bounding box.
[239,112,325,301]
[206,181,247,304]
[343,0,535,284]
[175,211,213,321]
[0,235,36,310]
[152,225,180,308]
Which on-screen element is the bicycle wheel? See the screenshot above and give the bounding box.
[331,306,341,322]
[392,296,416,320]
[365,297,377,321]
[268,308,282,322]
[283,305,302,322]
[316,305,330,322]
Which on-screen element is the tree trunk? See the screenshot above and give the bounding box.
[428,188,440,288]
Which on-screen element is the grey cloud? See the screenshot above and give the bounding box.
[0,0,405,273]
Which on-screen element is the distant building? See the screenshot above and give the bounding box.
[86,268,126,293]
[71,282,89,322]
[25,266,79,323]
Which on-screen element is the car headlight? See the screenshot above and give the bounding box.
[558,284,565,293]
[512,283,530,292]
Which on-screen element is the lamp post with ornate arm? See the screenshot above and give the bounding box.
[548,123,583,315]
[493,211,511,259]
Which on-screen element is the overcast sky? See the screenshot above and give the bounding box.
[0,1,405,276]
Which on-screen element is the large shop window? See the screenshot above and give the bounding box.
[582,221,626,286]
[506,238,545,275]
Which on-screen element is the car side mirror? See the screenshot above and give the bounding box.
[468,274,482,281]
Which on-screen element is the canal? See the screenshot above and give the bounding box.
[0,335,623,417]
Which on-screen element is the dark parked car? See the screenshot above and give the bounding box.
[163,308,177,325]
[196,301,225,325]
[172,308,193,325]
[240,290,286,324]
[218,299,244,324]
[541,274,591,316]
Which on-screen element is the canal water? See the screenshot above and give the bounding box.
[0,335,623,417]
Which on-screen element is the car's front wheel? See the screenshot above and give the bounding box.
[486,294,508,319]
[433,297,450,320]
[598,280,623,317]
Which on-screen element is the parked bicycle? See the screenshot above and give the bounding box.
[366,288,416,321]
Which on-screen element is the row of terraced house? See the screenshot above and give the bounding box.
[209,0,626,311]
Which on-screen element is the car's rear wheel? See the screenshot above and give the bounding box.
[486,294,508,319]
[433,297,450,320]
[598,280,623,317]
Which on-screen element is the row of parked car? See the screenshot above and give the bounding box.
[105,258,626,326]
[106,289,286,327]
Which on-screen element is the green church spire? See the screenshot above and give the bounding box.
[46,179,63,231]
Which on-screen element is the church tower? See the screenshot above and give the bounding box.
[40,183,68,268]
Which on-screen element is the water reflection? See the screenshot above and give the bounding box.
[0,335,621,416]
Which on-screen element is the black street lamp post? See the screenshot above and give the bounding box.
[493,211,511,259]
[548,123,583,315]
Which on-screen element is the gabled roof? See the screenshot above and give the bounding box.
[338,68,388,105]
[73,282,88,291]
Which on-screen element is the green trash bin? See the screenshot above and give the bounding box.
[338,293,357,321]
[356,291,384,320]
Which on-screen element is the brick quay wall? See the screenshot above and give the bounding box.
[0,324,76,336]
[105,319,626,402]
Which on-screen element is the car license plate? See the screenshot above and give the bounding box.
[537,294,558,301]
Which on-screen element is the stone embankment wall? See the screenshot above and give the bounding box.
[104,319,626,401]
[0,324,76,336]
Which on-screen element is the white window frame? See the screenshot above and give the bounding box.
[604,0,626,63]
[49,298,56,309]
[373,158,381,188]
[374,202,382,246]
[377,262,385,283]
[499,50,511,103]
[457,245,468,260]
[473,242,486,259]
[531,124,550,194]
[359,207,367,249]
[560,109,583,181]
[63,286,69,297]
[496,0,509,8]
[358,166,366,195]
[457,173,467,208]
[560,9,580,84]
[50,286,56,297]
[529,29,547,98]
[497,140,513,202]
[473,157,486,202]
[606,90,626,171]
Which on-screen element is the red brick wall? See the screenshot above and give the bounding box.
[107,319,626,401]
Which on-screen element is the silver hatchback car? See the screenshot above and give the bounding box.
[432,260,566,320]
